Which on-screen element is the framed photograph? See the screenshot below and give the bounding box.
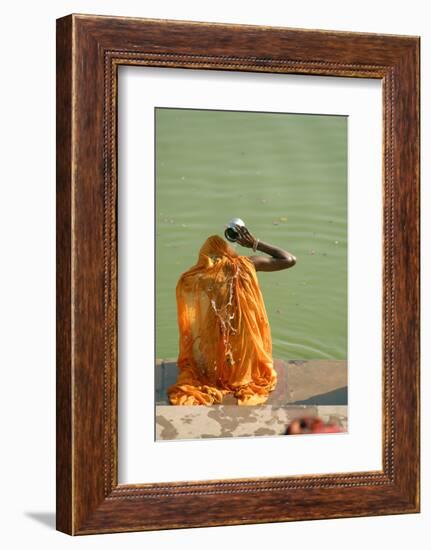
[56,14,420,535]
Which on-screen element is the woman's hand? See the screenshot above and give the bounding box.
[235,225,256,249]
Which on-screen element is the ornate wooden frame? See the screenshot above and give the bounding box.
[56,14,420,535]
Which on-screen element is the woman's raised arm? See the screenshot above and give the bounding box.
[235,226,296,272]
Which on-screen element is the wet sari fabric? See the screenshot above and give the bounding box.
[168,235,277,406]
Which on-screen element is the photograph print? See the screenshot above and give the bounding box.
[155,107,348,441]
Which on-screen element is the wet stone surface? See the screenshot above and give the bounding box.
[156,404,347,441]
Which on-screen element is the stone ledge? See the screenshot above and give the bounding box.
[156,358,347,407]
[156,404,348,441]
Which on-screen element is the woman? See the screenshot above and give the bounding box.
[168,225,296,406]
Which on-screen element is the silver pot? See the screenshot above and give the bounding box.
[224,218,245,242]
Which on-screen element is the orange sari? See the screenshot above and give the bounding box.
[167,235,277,406]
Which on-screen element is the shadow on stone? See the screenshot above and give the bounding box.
[292,386,347,405]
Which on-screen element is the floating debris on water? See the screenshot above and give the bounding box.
[334,240,339,245]
[273,220,279,226]
[309,249,316,255]
[279,216,288,222]
[276,309,281,314]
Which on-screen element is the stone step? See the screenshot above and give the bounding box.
[156,404,348,441]
[155,358,347,407]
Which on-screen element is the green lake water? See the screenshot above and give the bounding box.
[155,108,347,361]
